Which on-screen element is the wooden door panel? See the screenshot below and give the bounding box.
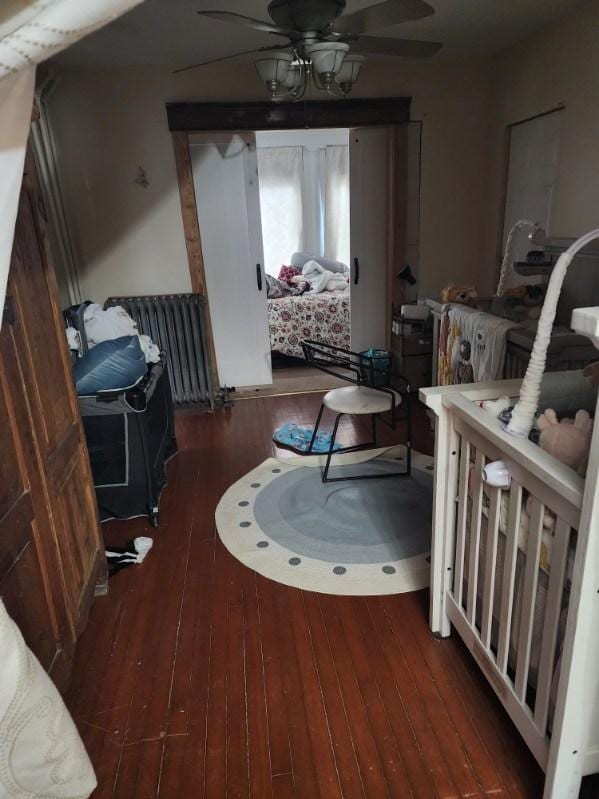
[0,305,66,669]
[1,533,57,670]
[10,191,78,451]
[0,170,104,687]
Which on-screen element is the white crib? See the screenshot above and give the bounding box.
[421,364,599,799]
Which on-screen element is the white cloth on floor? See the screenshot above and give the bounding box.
[302,260,348,293]
[83,304,160,364]
[0,600,97,798]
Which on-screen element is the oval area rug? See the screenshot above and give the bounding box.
[215,445,434,595]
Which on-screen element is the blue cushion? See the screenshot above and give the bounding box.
[73,336,147,395]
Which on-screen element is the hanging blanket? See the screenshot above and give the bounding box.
[438,305,518,386]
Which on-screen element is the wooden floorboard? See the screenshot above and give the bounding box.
[66,393,548,798]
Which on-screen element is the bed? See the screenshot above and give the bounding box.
[268,288,350,358]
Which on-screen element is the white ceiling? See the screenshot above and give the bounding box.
[55,0,589,67]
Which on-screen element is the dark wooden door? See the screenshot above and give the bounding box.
[0,166,104,687]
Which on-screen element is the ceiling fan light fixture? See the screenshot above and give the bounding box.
[335,53,365,93]
[255,50,294,93]
[304,41,349,86]
[283,62,303,90]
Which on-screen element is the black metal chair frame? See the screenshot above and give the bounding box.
[301,340,412,483]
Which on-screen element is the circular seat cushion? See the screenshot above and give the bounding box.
[323,385,401,415]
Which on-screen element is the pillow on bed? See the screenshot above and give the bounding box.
[266,274,289,299]
[290,252,348,275]
[278,264,301,283]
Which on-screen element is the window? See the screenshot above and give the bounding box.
[257,131,350,276]
[257,146,305,277]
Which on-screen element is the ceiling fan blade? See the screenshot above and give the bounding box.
[174,44,291,74]
[197,10,291,36]
[333,0,435,36]
[350,35,441,58]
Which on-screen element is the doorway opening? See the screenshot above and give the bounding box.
[188,123,408,396]
[247,127,351,398]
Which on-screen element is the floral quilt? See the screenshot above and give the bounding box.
[268,289,350,358]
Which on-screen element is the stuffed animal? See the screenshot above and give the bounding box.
[441,284,478,306]
[536,408,593,473]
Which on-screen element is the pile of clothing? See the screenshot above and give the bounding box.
[266,253,349,299]
[66,303,161,395]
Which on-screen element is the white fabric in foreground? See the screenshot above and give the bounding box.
[0,600,97,798]
[0,68,35,337]
[0,0,144,333]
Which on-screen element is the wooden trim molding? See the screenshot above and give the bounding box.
[167,97,411,132]
[171,131,220,391]
[172,131,206,294]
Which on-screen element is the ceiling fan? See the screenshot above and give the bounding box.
[176,0,442,101]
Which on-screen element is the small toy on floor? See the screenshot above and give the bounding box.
[273,423,342,454]
[105,536,153,577]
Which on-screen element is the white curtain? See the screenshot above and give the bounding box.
[325,145,350,267]
[257,146,304,276]
[0,0,144,332]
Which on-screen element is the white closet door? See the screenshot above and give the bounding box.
[503,111,562,281]
[349,127,391,353]
[190,132,272,388]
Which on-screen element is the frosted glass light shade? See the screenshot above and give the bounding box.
[255,51,293,86]
[305,42,349,78]
[335,54,365,88]
[283,63,302,89]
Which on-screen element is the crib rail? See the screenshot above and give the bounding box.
[438,394,584,768]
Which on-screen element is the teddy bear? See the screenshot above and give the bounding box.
[536,408,593,474]
[440,284,478,306]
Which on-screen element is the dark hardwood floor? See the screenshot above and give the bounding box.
[67,393,547,798]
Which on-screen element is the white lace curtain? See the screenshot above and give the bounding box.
[257,142,350,277]
[257,146,305,276]
[325,145,350,267]
[0,0,143,332]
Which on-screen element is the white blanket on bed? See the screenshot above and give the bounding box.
[0,601,97,798]
[302,260,348,293]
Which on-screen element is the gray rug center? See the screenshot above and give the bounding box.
[253,459,433,564]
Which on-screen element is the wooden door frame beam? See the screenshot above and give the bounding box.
[167,97,410,132]
[171,131,220,393]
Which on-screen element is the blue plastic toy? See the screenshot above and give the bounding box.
[273,423,342,454]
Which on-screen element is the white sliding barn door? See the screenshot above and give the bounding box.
[349,127,391,353]
[190,132,272,388]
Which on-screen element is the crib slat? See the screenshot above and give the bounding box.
[534,518,570,734]
[453,437,470,606]
[514,497,545,701]
[466,449,485,626]
[497,482,523,674]
[481,485,501,650]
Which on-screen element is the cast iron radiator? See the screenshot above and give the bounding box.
[105,293,215,407]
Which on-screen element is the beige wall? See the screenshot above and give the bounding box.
[49,58,494,303]
[480,0,599,293]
